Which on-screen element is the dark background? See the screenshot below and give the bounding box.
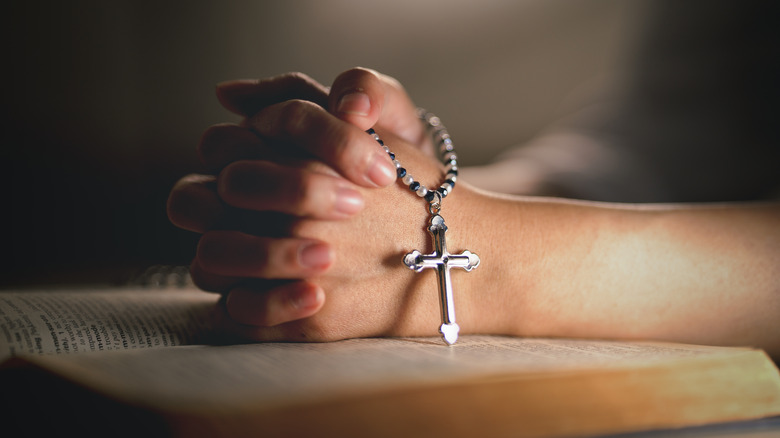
[3,1,648,287]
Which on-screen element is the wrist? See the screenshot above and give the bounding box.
[450,189,580,338]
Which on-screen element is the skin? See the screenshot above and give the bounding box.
[167,68,780,358]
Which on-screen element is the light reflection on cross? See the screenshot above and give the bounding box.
[404,214,480,345]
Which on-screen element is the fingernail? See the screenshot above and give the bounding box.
[335,186,365,215]
[291,286,325,310]
[337,92,371,116]
[367,153,397,187]
[299,242,333,270]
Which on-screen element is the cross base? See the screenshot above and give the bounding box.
[440,322,460,345]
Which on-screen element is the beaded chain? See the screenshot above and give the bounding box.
[366,109,459,212]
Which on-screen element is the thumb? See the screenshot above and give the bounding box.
[328,68,427,149]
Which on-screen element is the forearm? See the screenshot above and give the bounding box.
[464,192,780,355]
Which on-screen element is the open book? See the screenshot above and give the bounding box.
[2,287,779,437]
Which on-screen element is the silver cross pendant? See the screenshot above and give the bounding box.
[403,214,480,345]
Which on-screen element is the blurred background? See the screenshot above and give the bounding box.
[5,1,776,288]
[5,0,642,287]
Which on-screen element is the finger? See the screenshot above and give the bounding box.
[247,100,397,187]
[167,174,302,236]
[198,123,271,173]
[167,174,224,233]
[210,299,287,342]
[222,210,297,239]
[328,67,427,148]
[199,123,331,180]
[218,159,365,219]
[190,258,241,293]
[215,72,329,117]
[196,230,333,279]
[224,282,325,327]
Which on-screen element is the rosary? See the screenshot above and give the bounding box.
[367,109,480,345]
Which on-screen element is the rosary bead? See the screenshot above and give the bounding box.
[367,109,456,207]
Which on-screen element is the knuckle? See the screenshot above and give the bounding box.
[167,174,211,228]
[216,161,247,206]
[277,99,315,136]
[302,159,339,177]
[195,233,220,272]
[318,124,356,171]
[271,72,328,106]
[328,123,351,156]
[197,231,273,277]
[166,180,190,224]
[260,294,285,326]
[286,171,320,216]
[253,244,273,277]
[279,72,323,97]
[285,218,307,238]
[198,123,237,164]
[279,71,314,85]
[226,292,272,327]
[218,160,318,216]
[199,123,234,146]
[189,262,229,293]
[215,168,234,206]
[197,231,256,274]
[286,218,323,240]
[342,128,364,159]
[344,130,375,176]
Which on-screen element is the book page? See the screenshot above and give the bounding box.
[16,335,748,412]
[0,288,218,361]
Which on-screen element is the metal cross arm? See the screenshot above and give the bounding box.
[403,214,480,345]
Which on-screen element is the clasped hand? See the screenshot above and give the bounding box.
[167,68,475,341]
